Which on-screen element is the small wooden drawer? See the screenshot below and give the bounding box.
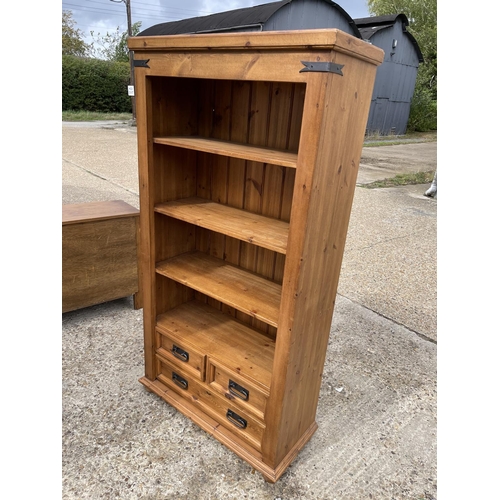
[156,329,206,380]
[156,357,265,451]
[207,358,268,421]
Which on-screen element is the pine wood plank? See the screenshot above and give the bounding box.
[135,69,157,380]
[196,81,215,201]
[263,52,382,467]
[154,146,197,204]
[207,79,231,304]
[128,29,385,66]
[241,81,273,334]
[153,136,298,168]
[155,197,288,254]
[222,81,249,320]
[154,215,195,262]
[156,251,281,327]
[256,81,295,283]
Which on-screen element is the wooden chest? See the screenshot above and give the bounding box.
[62,200,142,313]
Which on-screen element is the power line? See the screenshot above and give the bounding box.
[71,0,213,15]
[63,7,203,30]
[62,0,234,39]
[62,0,214,19]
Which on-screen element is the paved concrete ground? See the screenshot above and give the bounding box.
[62,122,437,499]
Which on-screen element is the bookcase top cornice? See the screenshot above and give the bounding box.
[128,28,384,66]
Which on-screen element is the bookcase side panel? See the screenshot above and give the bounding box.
[135,73,157,381]
[263,53,380,466]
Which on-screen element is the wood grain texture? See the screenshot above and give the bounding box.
[154,136,298,168]
[136,74,160,381]
[156,252,282,327]
[263,52,381,466]
[156,328,207,381]
[155,197,289,254]
[62,204,140,313]
[128,29,384,65]
[207,358,269,420]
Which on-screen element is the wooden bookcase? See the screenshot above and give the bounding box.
[128,29,383,482]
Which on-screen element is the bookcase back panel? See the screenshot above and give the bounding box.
[152,147,297,226]
[154,214,195,262]
[190,153,296,222]
[153,146,197,203]
[150,77,200,137]
[149,77,305,151]
[155,275,194,314]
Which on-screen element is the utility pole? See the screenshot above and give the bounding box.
[111,0,136,121]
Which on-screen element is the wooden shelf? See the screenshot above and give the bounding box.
[156,251,281,327]
[155,197,289,255]
[153,136,298,168]
[156,300,275,392]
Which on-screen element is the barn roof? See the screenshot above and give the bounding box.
[137,0,361,38]
[354,14,423,62]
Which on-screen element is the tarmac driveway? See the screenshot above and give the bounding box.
[62,123,437,500]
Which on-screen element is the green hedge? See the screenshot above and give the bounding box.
[62,55,132,113]
[407,85,437,133]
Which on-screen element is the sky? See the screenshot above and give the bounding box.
[62,0,371,44]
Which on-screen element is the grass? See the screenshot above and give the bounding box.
[62,110,133,122]
[364,130,437,147]
[362,170,435,189]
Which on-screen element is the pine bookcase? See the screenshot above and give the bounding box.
[128,29,383,482]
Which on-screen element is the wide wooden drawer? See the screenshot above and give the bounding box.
[207,358,268,421]
[156,356,265,451]
[156,328,206,380]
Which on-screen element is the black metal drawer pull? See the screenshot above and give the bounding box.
[228,380,249,401]
[172,372,188,390]
[226,409,247,429]
[172,345,189,362]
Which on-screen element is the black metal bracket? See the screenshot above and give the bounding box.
[134,59,150,68]
[300,61,344,76]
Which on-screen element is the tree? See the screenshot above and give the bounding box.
[62,10,90,57]
[90,22,142,62]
